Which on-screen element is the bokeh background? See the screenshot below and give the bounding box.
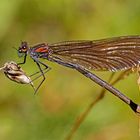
[0,0,140,140]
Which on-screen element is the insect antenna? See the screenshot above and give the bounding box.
[12,47,18,51]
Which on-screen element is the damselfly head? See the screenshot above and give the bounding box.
[18,41,29,57]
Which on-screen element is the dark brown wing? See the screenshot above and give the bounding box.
[48,36,140,71]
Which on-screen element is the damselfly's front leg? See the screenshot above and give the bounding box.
[17,54,27,65]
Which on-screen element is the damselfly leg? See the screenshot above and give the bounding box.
[32,58,50,94]
[17,52,51,93]
[17,54,27,65]
[25,66,51,93]
[30,67,51,79]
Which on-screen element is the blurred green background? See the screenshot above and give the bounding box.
[0,0,140,140]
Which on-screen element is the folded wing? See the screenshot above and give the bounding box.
[49,36,140,71]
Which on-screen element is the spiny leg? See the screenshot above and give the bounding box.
[32,58,50,94]
[29,67,48,77]
[30,59,52,78]
[29,67,51,92]
[34,62,46,94]
[66,70,131,140]
[31,67,51,82]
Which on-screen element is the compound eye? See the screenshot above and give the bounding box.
[22,46,26,49]
[21,41,28,52]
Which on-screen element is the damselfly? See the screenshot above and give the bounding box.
[17,35,140,114]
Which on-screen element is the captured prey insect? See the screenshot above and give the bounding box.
[0,61,51,92]
[0,61,35,90]
[17,35,140,114]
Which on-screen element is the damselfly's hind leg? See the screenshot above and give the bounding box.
[29,66,51,93]
[29,67,51,82]
[34,62,46,94]
[31,58,51,94]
